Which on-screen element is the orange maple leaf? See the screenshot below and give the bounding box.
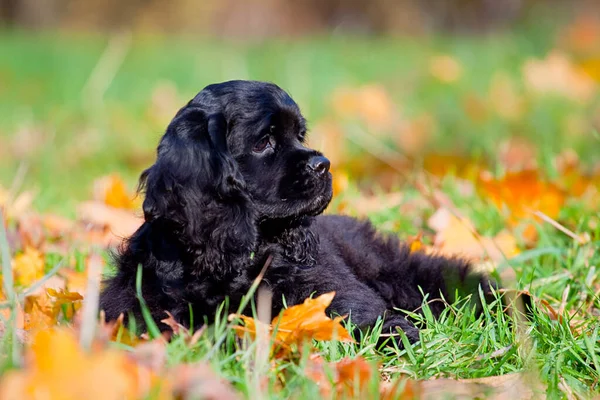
[0,328,169,400]
[232,292,354,356]
[93,174,141,210]
[478,170,566,242]
[24,288,83,332]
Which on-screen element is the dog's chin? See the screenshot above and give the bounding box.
[256,179,333,222]
[303,185,333,216]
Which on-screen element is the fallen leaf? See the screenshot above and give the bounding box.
[334,357,373,397]
[560,15,600,56]
[330,84,396,129]
[382,372,543,400]
[0,328,168,400]
[478,170,566,243]
[231,292,354,357]
[161,311,205,346]
[395,113,436,155]
[306,355,375,398]
[489,73,526,121]
[93,175,141,210]
[523,51,596,103]
[424,153,486,181]
[24,288,83,332]
[12,247,45,288]
[130,339,167,373]
[97,312,139,347]
[169,363,241,400]
[77,201,144,247]
[498,138,537,172]
[429,54,463,83]
[428,207,519,262]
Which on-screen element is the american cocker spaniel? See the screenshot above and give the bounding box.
[99,80,496,344]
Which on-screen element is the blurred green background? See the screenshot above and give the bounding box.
[0,0,599,215]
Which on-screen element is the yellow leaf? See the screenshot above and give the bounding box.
[232,292,354,357]
[93,174,141,210]
[429,55,463,83]
[12,247,45,288]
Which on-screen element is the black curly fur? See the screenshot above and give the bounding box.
[99,80,496,345]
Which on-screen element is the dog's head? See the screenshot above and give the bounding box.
[140,80,332,252]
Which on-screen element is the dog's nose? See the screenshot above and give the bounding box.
[307,155,331,175]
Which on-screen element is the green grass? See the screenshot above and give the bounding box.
[1,26,600,398]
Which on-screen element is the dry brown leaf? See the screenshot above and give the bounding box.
[160,311,206,346]
[381,373,543,400]
[77,201,143,247]
[428,208,519,262]
[232,292,354,357]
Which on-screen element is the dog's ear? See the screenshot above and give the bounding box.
[139,105,257,276]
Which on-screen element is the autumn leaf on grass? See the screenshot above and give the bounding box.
[306,355,374,398]
[423,153,486,181]
[478,170,566,242]
[98,312,140,347]
[523,51,596,103]
[93,174,141,210]
[0,328,169,400]
[76,201,143,247]
[554,149,600,198]
[12,246,45,288]
[429,55,463,83]
[24,288,83,332]
[428,207,519,263]
[231,292,354,356]
[330,84,396,129]
[488,73,526,122]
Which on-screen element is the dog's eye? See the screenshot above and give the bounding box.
[253,135,273,153]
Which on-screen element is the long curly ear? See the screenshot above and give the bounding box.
[139,106,257,276]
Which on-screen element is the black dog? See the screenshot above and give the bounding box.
[99,80,495,343]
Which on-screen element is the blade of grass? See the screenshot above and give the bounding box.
[0,208,20,367]
[136,263,162,339]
